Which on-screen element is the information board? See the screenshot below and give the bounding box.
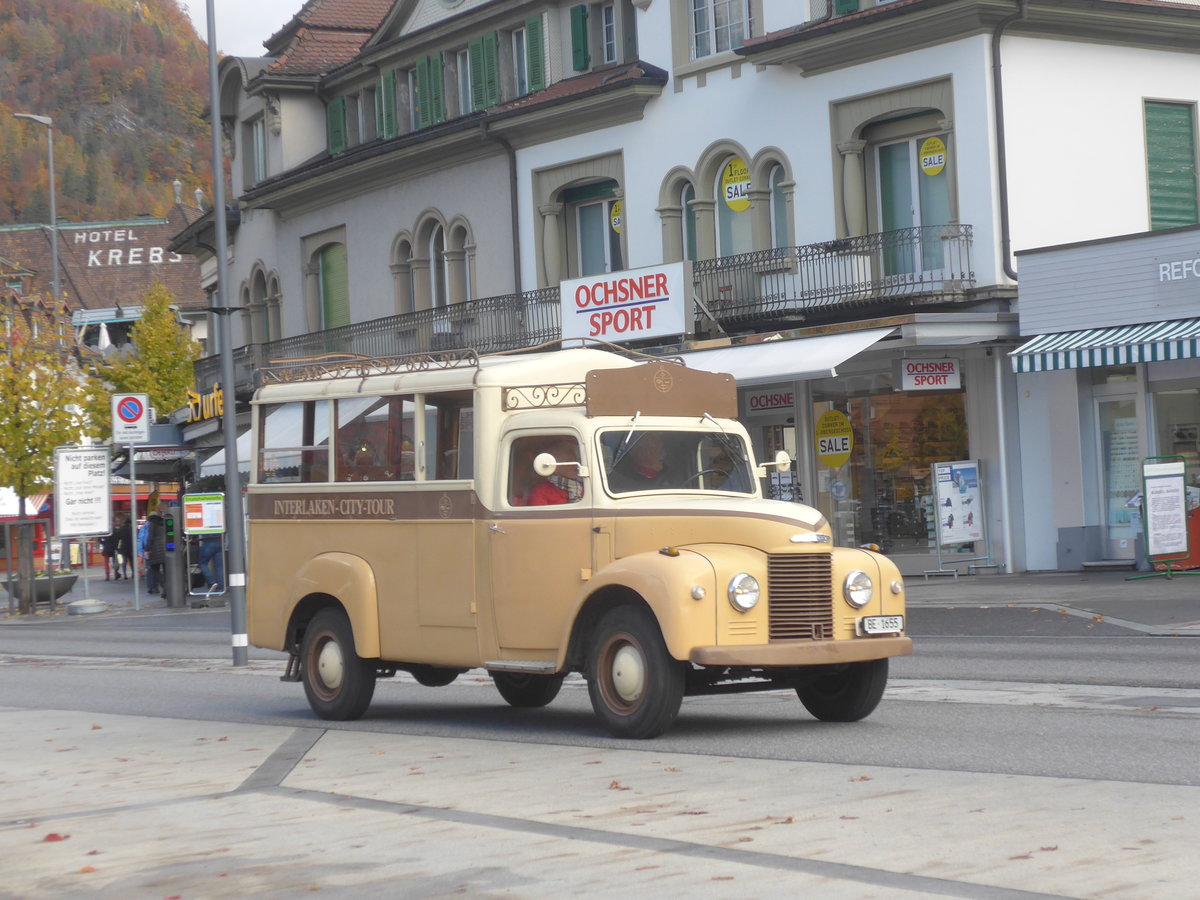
[1142,457,1189,560]
[53,446,112,537]
[182,493,225,535]
[931,459,984,546]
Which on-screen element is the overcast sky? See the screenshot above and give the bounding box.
[183,0,301,57]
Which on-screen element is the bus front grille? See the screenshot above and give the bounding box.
[768,553,834,641]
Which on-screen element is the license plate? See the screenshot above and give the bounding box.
[860,615,904,635]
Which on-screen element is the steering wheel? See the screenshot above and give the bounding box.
[683,467,728,486]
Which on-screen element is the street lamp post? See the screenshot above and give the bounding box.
[13,114,58,305]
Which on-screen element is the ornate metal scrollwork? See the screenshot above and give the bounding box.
[502,383,587,411]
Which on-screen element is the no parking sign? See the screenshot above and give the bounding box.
[111,393,150,444]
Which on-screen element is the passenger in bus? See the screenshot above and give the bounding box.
[608,432,670,491]
[527,438,584,506]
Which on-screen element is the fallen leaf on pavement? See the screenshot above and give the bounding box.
[42,833,68,842]
[609,780,630,790]
[79,866,96,873]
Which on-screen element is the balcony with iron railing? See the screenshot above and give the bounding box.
[194,225,974,397]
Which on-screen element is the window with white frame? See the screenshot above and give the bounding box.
[512,27,529,96]
[715,155,753,256]
[602,4,617,63]
[769,164,788,249]
[456,49,472,115]
[691,0,749,59]
[242,116,267,187]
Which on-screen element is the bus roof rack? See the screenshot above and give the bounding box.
[261,349,481,384]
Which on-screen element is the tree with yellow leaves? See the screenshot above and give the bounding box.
[0,294,93,613]
[94,281,200,429]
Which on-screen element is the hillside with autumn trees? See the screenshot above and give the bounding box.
[0,0,213,225]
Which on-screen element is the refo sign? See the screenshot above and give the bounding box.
[900,358,961,390]
[560,262,688,343]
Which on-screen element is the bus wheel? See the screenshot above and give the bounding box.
[493,672,564,708]
[587,606,684,739]
[301,608,376,720]
[796,659,888,722]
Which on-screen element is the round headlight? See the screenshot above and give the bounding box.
[843,570,873,608]
[727,573,760,612]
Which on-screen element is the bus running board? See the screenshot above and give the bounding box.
[484,660,558,674]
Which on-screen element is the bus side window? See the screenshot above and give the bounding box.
[425,391,474,480]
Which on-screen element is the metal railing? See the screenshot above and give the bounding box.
[692,224,974,327]
[193,227,973,395]
[194,286,561,396]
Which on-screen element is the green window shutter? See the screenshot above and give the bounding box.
[570,5,590,71]
[1147,101,1199,230]
[428,53,446,124]
[415,57,432,129]
[526,15,546,92]
[326,97,346,154]
[319,244,349,330]
[469,33,500,109]
[482,32,500,107]
[380,71,397,139]
[834,0,859,15]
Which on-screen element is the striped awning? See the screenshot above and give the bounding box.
[1010,318,1200,373]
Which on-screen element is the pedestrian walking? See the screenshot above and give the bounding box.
[197,532,224,592]
[143,510,167,596]
[116,515,135,580]
[101,526,119,580]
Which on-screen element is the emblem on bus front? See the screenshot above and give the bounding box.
[438,495,453,518]
[653,367,674,393]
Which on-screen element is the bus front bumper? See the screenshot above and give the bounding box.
[689,636,912,667]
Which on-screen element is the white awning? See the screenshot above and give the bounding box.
[680,327,895,385]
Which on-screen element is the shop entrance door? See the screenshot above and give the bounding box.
[1095,396,1140,560]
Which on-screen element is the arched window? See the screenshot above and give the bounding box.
[715,155,753,257]
[769,164,788,250]
[430,225,447,308]
[392,237,415,315]
[681,182,697,261]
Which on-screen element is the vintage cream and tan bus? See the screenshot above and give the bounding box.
[246,347,910,738]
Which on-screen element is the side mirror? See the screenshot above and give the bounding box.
[757,450,792,478]
[533,452,558,477]
[533,453,588,478]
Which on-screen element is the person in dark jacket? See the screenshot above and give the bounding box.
[143,511,167,595]
[100,527,119,580]
[115,515,135,579]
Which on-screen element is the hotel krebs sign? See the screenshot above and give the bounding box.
[898,358,961,390]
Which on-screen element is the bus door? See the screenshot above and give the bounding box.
[489,433,594,652]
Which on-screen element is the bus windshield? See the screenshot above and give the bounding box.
[600,429,755,494]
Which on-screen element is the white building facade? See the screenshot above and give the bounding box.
[176,0,1200,575]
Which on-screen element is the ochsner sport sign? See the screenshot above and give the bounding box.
[561,262,688,342]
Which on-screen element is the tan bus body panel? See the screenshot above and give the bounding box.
[246,348,911,734]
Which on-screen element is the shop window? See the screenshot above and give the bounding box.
[810,374,968,554]
[1155,388,1200,488]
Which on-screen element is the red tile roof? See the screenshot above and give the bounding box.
[496,62,669,113]
[264,27,379,76]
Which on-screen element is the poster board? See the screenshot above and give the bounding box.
[1141,457,1189,563]
[931,460,984,547]
[53,446,112,538]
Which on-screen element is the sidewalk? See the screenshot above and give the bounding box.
[5,565,1199,635]
[2,703,1198,898]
